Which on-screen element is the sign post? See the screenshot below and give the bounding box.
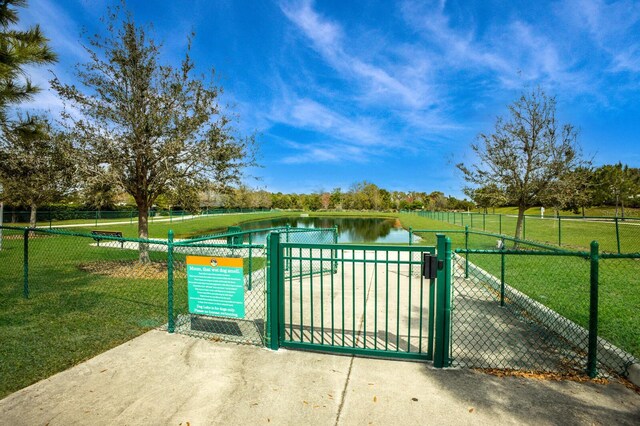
[0,183,4,251]
[187,256,245,318]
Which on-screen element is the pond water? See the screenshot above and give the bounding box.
[238,216,413,244]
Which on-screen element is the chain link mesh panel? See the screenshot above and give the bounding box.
[0,227,169,398]
[450,252,591,373]
[416,211,640,254]
[169,226,337,345]
[598,256,640,375]
[171,243,267,345]
[450,247,639,377]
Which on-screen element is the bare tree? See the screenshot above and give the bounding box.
[52,8,256,261]
[457,87,582,241]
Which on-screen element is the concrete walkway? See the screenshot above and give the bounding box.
[1,330,638,425]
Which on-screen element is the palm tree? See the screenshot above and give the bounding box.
[0,0,57,120]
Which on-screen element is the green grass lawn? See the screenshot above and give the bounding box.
[415,211,640,253]
[472,206,640,217]
[0,225,270,399]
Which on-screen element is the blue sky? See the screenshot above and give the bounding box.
[20,0,640,197]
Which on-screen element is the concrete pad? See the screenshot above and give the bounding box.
[0,331,350,425]
[2,330,638,425]
[341,357,640,426]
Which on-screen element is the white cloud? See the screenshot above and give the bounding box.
[563,0,640,73]
[399,0,597,95]
[280,0,434,109]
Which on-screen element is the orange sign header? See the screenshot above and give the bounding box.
[186,256,243,268]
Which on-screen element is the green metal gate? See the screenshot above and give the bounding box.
[266,232,453,365]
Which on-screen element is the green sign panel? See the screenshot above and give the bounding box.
[187,256,245,319]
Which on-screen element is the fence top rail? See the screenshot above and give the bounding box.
[411,228,466,234]
[454,248,590,258]
[182,226,336,244]
[281,241,435,252]
[0,225,168,245]
[421,210,640,221]
[600,252,640,259]
[467,230,570,252]
[174,242,267,249]
[411,227,569,253]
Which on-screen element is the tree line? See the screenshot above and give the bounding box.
[213,182,473,212]
[467,163,640,218]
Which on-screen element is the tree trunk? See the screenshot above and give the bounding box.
[29,204,37,229]
[581,206,585,217]
[137,200,151,263]
[621,199,625,220]
[514,204,526,248]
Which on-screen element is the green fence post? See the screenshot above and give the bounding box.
[470,213,473,229]
[248,233,253,291]
[443,237,452,367]
[464,225,469,278]
[23,228,29,299]
[499,214,502,234]
[483,213,486,231]
[285,224,291,272]
[332,225,338,273]
[558,216,562,247]
[434,234,452,368]
[587,241,599,378]
[267,232,281,350]
[167,230,175,333]
[615,217,620,254]
[409,226,413,245]
[500,248,505,307]
[49,210,52,229]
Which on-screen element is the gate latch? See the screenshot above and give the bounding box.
[421,253,438,279]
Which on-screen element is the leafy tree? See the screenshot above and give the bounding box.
[329,187,342,209]
[465,184,506,213]
[0,115,76,227]
[52,9,255,261]
[320,191,331,210]
[0,0,57,120]
[457,87,582,241]
[82,174,120,213]
[593,163,639,218]
[541,166,594,216]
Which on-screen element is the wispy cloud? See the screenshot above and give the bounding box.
[267,1,461,165]
[562,0,640,73]
[280,0,434,109]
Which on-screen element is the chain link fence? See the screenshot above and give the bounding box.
[416,211,640,254]
[451,236,638,378]
[0,226,170,398]
[1,208,275,228]
[0,224,337,398]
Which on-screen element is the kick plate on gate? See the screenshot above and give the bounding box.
[422,253,438,279]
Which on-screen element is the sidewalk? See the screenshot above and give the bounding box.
[1,330,638,425]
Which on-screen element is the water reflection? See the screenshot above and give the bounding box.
[239,217,412,244]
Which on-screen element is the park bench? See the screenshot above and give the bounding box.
[91,230,124,248]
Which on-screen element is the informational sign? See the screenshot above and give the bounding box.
[187,256,245,319]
